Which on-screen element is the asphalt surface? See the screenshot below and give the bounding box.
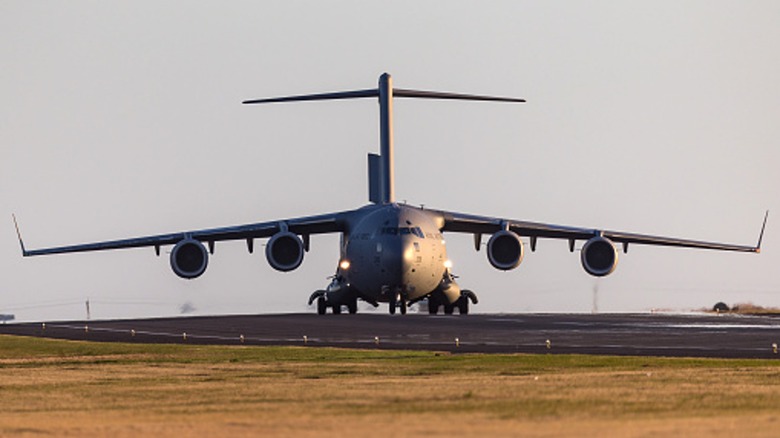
[2,312,780,358]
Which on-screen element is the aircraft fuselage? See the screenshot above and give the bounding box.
[342,203,448,304]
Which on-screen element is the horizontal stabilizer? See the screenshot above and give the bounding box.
[243,77,526,107]
[243,88,525,105]
[243,89,378,105]
[394,88,525,103]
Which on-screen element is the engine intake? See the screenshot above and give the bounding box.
[581,236,618,277]
[266,232,304,272]
[487,230,524,270]
[170,239,208,279]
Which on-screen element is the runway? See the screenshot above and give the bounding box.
[2,312,780,358]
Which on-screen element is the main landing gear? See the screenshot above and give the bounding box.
[310,288,478,316]
[427,290,478,315]
[310,290,358,315]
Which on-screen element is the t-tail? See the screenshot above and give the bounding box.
[243,73,526,204]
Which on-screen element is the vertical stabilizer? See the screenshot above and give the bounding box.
[368,153,383,204]
[378,73,395,203]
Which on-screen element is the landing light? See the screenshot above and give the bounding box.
[339,260,351,270]
[444,260,453,269]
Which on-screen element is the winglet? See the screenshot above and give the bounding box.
[12,214,30,257]
[755,210,769,253]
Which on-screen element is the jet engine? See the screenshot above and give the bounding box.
[580,236,619,277]
[487,230,524,270]
[170,238,209,279]
[266,232,304,272]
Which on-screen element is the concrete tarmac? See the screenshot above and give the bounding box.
[2,312,780,359]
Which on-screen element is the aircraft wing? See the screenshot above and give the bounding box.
[14,210,354,257]
[433,209,767,253]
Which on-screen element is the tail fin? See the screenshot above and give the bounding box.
[243,73,525,204]
[368,153,383,204]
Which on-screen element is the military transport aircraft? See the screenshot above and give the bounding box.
[14,73,767,315]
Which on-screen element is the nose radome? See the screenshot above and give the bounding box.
[402,238,417,264]
[380,239,403,278]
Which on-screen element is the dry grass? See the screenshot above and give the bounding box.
[1,335,780,437]
[729,302,780,315]
[707,301,780,315]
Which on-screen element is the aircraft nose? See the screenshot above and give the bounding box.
[401,239,417,267]
[380,239,404,279]
[379,238,419,282]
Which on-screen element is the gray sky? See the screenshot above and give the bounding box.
[2,1,778,321]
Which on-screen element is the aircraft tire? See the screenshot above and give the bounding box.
[317,297,327,315]
[332,304,342,315]
[428,298,439,315]
[458,297,469,315]
[444,304,454,315]
[400,299,407,315]
[388,293,397,315]
[347,299,358,314]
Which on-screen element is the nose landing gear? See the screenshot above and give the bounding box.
[388,292,407,315]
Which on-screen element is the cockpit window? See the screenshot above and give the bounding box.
[380,226,425,238]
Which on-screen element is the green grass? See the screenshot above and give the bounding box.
[1,334,778,373]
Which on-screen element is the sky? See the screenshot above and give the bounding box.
[2,1,779,322]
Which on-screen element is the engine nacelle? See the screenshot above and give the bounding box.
[266,232,304,272]
[170,238,209,279]
[581,236,619,277]
[487,230,524,270]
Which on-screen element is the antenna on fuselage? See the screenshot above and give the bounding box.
[243,73,526,204]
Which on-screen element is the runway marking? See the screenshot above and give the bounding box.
[4,314,780,358]
[665,324,780,330]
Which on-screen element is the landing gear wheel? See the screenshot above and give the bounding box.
[428,297,439,315]
[458,297,469,315]
[332,304,341,315]
[388,294,397,315]
[444,304,454,315]
[399,299,407,315]
[317,296,326,315]
[347,299,358,314]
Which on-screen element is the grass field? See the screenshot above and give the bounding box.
[1,335,779,437]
